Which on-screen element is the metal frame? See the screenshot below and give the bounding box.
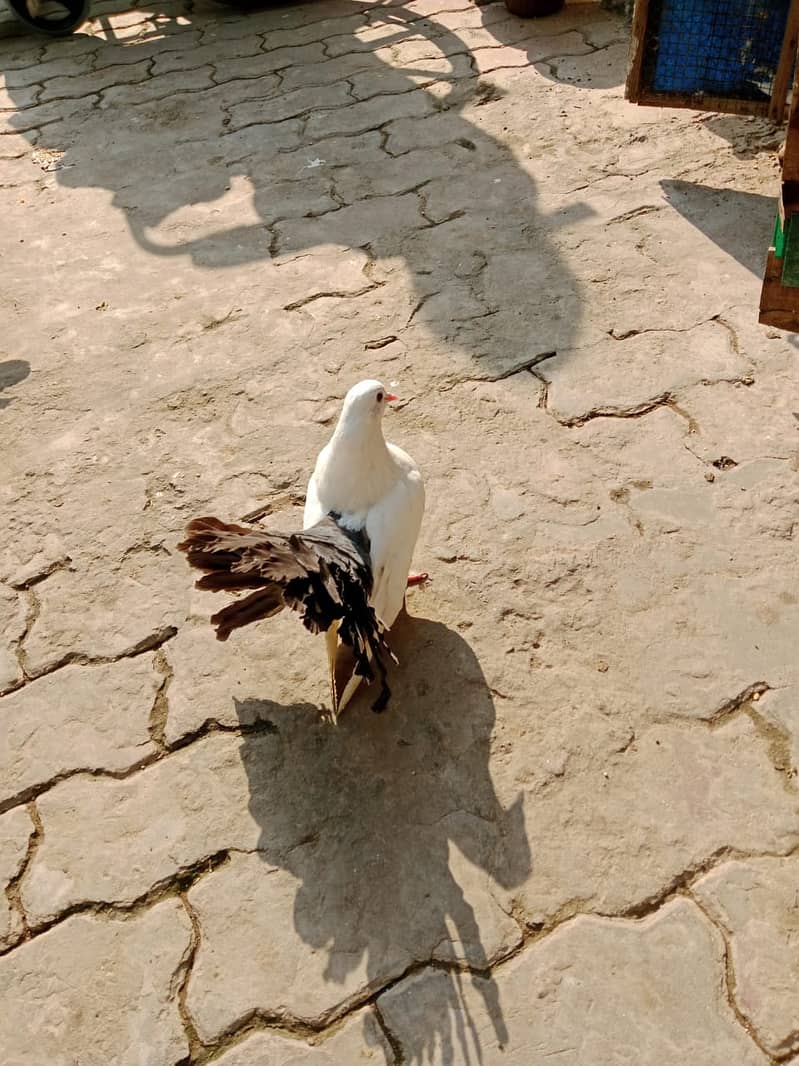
[626,0,799,122]
[760,66,799,327]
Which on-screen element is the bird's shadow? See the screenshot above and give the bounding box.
[234,612,531,1064]
[0,359,30,410]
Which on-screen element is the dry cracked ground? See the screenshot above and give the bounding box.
[2,0,799,1062]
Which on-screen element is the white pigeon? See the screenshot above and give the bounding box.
[178,379,425,719]
[304,379,426,712]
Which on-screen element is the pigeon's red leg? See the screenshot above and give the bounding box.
[407,572,429,586]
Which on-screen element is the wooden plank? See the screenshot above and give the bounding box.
[759,249,799,330]
[635,90,770,117]
[780,180,799,221]
[781,63,799,181]
[769,0,799,122]
[758,306,799,328]
[627,0,792,118]
[625,0,650,103]
[782,216,799,284]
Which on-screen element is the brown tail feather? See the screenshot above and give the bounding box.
[194,571,270,592]
[210,589,284,641]
[176,513,394,711]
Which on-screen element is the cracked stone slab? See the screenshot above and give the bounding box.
[476,30,594,74]
[333,142,480,205]
[37,60,152,105]
[21,550,187,678]
[165,616,326,745]
[272,248,375,306]
[307,86,437,141]
[386,31,472,67]
[212,1008,392,1065]
[571,405,702,490]
[757,688,799,779]
[6,93,100,136]
[383,106,507,156]
[1,655,160,808]
[350,51,475,98]
[0,583,26,693]
[275,192,425,257]
[187,832,521,1040]
[393,451,795,729]
[541,40,628,90]
[677,378,799,468]
[510,716,799,927]
[79,102,288,183]
[0,533,70,590]
[100,65,216,108]
[192,73,285,112]
[422,159,562,227]
[21,731,260,923]
[0,899,192,1066]
[211,12,369,51]
[0,805,33,946]
[227,82,352,131]
[211,53,285,83]
[229,130,384,182]
[2,0,799,1060]
[148,36,261,76]
[0,82,39,110]
[281,49,401,93]
[574,460,799,710]
[27,619,527,1005]
[582,13,629,49]
[379,898,767,1065]
[693,856,799,1058]
[370,0,474,19]
[538,319,750,425]
[324,23,422,58]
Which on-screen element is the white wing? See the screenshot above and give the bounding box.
[304,445,329,529]
[366,445,425,629]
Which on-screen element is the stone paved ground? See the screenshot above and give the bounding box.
[2,0,799,1062]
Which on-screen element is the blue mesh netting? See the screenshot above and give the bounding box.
[642,0,791,99]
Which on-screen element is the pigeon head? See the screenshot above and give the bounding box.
[338,379,398,430]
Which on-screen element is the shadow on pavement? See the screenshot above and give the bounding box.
[235,612,532,1064]
[660,179,775,277]
[0,359,31,409]
[5,0,592,374]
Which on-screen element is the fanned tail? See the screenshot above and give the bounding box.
[176,514,394,711]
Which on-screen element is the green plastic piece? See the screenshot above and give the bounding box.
[781,216,799,287]
[774,213,786,258]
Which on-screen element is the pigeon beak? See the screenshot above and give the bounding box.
[385,393,399,403]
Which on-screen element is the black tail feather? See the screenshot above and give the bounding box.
[210,589,285,641]
[177,514,393,711]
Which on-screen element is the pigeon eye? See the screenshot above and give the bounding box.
[376,391,384,403]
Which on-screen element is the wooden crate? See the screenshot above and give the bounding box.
[759,247,799,328]
[625,0,799,329]
[627,0,799,122]
[760,66,799,327]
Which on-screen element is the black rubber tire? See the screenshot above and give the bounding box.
[503,0,564,15]
[5,0,90,36]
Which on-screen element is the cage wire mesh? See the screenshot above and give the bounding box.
[641,0,792,101]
